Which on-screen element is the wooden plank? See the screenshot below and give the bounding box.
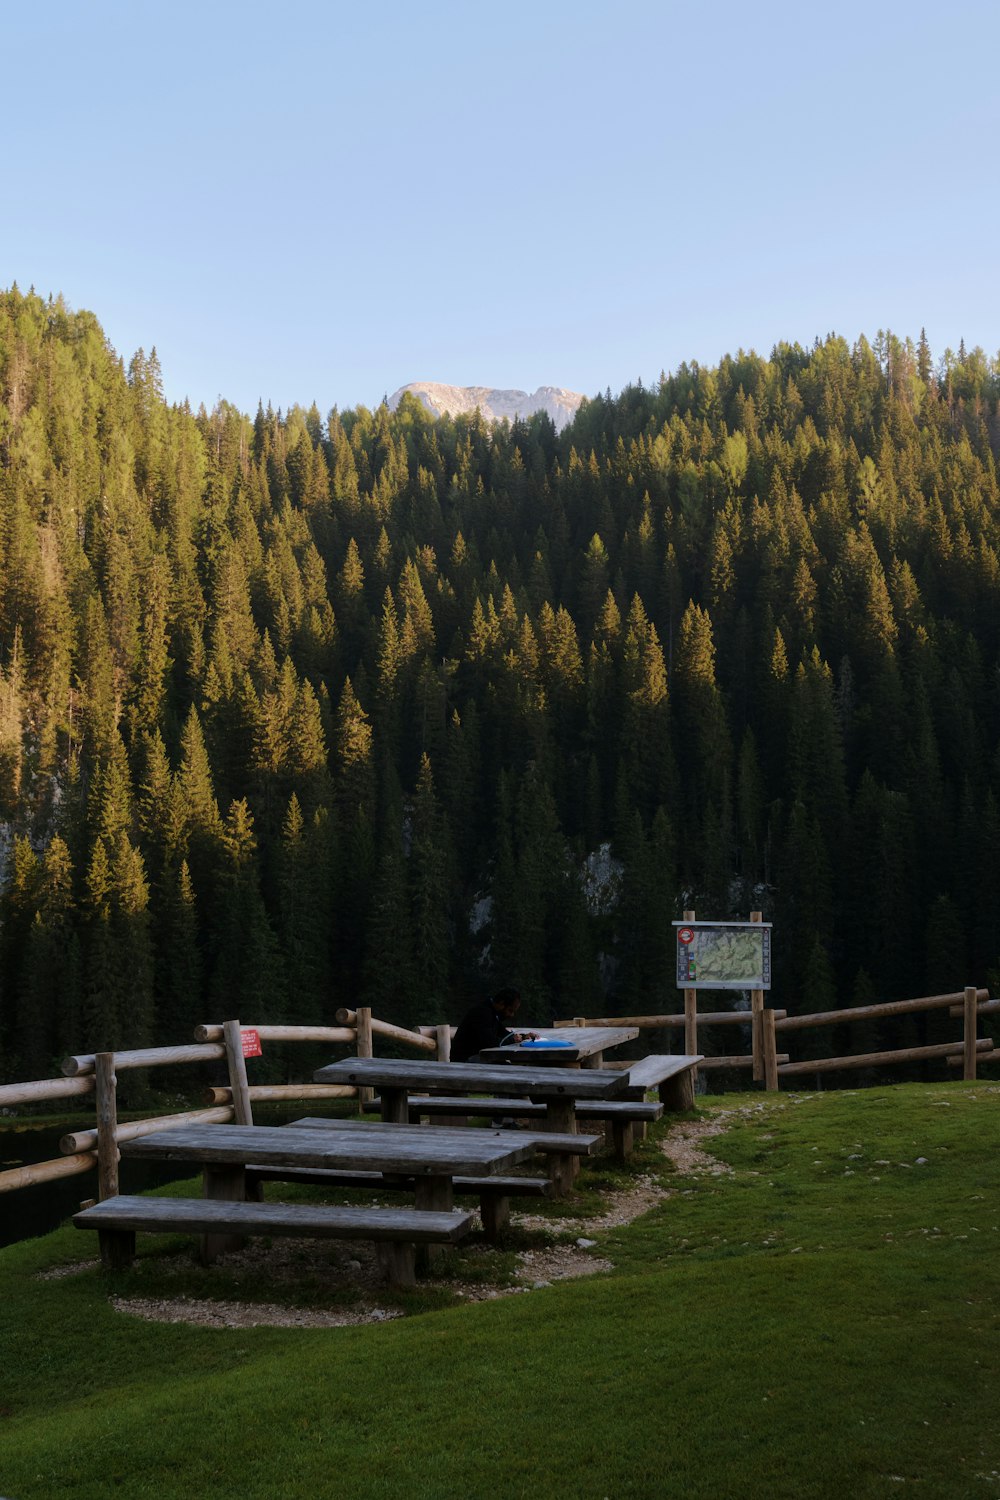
[120,1123,536,1177]
[287,1118,602,1156]
[246,1166,552,1198]
[575,1101,663,1120]
[479,1026,639,1065]
[313,1057,628,1098]
[401,1095,547,1119]
[619,1054,702,1091]
[73,1195,474,1243]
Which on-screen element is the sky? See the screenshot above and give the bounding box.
[5,0,1000,419]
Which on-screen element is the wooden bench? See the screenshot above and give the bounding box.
[73,1194,474,1286]
[395,1096,663,1161]
[245,1165,553,1240]
[617,1055,703,1112]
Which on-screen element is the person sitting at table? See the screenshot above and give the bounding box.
[451,986,537,1063]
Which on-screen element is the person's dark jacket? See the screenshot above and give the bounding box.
[451,999,511,1063]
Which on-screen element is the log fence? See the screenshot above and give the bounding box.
[1,980,995,1216]
[0,1007,447,1202]
[559,983,995,1090]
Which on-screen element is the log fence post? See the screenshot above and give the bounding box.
[434,1024,451,1062]
[683,909,698,1064]
[222,1020,254,1126]
[355,1006,374,1110]
[762,1009,779,1092]
[750,910,764,1082]
[964,985,978,1081]
[95,1052,119,1203]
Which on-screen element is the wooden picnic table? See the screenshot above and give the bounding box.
[120,1122,536,1220]
[312,1056,630,1192]
[478,1025,639,1067]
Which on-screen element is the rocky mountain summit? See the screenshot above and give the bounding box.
[388,381,585,431]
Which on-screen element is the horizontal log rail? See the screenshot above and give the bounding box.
[555,1011,787,1028]
[774,988,990,1031]
[778,1037,994,1078]
[0,1075,96,1108]
[333,1009,437,1052]
[0,1150,96,1195]
[61,1043,225,1078]
[194,1024,355,1045]
[202,1084,357,1106]
[699,1053,790,1070]
[59,1106,235,1156]
[949,997,1000,1017]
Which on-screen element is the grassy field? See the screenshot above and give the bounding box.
[3,1080,1000,1499]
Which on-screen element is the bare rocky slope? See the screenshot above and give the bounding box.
[388,381,585,431]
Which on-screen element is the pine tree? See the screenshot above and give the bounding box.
[409,753,451,1018]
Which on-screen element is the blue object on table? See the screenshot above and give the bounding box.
[518,1037,574,1049]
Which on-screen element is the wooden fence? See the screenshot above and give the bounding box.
[0,1008,445,1200]
[2,982,995,1206]
[563,984,997,1090]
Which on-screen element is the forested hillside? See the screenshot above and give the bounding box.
[1,285,999,1081]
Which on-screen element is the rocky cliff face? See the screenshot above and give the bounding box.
[388,381,585,432]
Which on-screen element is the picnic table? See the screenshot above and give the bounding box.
[120,1122,536,1214]
[312,1055,630,1192]
[76,1121,545,1283]
[478,1025,639,1067]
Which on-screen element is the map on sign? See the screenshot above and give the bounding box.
[674,922,772,990]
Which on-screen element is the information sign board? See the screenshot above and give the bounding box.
[674,921,772,990]
[241,1028,263,1058]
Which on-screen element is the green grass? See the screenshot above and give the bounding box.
[3,1082,1000,1498]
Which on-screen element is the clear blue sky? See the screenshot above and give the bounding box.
[6,0,999,417]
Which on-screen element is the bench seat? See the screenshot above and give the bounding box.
[617,1054,703,1111]
[244,1165,553,1240]
[73,1194,473,1285]
[394,1095,661,1161]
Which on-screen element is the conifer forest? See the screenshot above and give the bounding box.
[2,284,999,1082]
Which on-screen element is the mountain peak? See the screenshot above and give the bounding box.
[388,381,584,432]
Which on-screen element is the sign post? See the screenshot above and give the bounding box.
[750,911,764,1081]
[674,915,773,1081]
[682,909,698,1059]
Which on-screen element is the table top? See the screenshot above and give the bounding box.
[479,1025,639,1064]
[313,1056,629,1099]
[119,1123,535,1177]
[288,1117,602,1155]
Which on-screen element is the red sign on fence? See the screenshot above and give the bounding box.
[241,1029,263,1058]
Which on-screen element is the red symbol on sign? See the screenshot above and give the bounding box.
[678,927,694,944]
[241,1029,262,1058]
